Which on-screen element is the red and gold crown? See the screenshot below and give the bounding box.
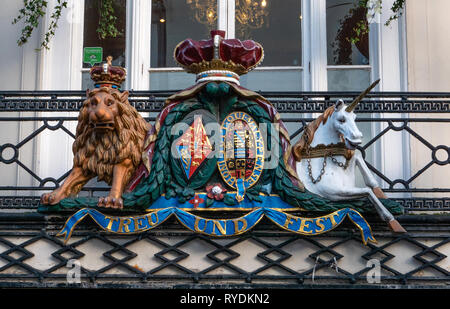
[90,56,127,89]
[174,30,264,85]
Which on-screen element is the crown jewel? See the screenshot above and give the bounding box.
[90,56,127,89]
[174,30,264,85]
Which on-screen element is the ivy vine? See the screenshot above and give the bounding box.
[351,0,406,44]
[14,0,406,51]
[13,0,122,50]
[96,0,122,40]
[332,0,406,64]
[382,0,406,26]
[13,0,67,50]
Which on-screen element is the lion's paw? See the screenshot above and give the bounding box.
[98,196,124,209]
[41,191,64,205]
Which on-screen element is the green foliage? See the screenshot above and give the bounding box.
[363,0,406,26]
[357,0,406,37]
[349,20,368,45]
[384,0,406,26]
[205,197,215,207]
[12,0,67,50]
[14,0,407,52]
[333,0,406,64]
[96,0,122,39]
[13,0,122,50]
[223,194,237,206]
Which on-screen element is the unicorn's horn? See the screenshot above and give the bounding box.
[345,79,380,112]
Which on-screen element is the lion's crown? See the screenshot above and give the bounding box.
[90,56,127,89]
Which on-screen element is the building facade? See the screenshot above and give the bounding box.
[0,0,449,289]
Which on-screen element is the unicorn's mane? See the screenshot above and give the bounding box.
[292,105,335,161]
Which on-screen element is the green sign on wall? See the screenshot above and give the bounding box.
[83,47,103,66]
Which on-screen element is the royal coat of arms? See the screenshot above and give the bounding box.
[39,30,405,244]
[217,111,265,202]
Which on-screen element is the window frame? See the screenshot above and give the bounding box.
[75,0,406,93]
[76,0,410,195]
[33,0,410,197]
[147,0,305,90]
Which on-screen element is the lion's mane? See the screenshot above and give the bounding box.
[72,88,150,186]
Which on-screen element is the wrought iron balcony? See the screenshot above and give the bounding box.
[0,90,449,288]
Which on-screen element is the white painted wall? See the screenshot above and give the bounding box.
[0,0,448,198]
[0,0,447,281]
[36,0,84,189]
[0,1,85,195]
[365,0,409,196]
[0,1,42,195]
[406,0,450,92]
[406,0,450,196]
[0,1,37,91]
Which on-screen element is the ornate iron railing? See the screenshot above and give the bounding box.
[0,90,449,288]
[0,214,448,288]
[1,91,448,211]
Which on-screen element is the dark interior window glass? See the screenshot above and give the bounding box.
[235,0,302,66]
[151,0,214,68]
[83,0,126,68]
[326,0,370,65]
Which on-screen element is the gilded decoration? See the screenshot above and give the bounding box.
[39,31,405,243]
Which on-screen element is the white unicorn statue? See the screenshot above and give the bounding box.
[293,80,406,233]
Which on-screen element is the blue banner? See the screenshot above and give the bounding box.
[57,207,376,245]
[264,207,375,244]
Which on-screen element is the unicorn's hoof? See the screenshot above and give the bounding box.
[388,219,407,233]
[372,187,387,199]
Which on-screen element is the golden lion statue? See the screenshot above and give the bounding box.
[40,87,150,209]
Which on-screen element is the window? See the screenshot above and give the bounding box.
[149,0,215,90]
[149,0,303,91]
[326,0,371,91]
[236,0,301,66]
[82,0,127,90]
[151,0,215,68]
[42,0,407,196]
[325,0,373,181]
[236,0,303,91]
[76,1,379,93]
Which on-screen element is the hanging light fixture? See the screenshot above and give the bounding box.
[235,0,269,30]
[186,0,218,26]
[187,0,269,33]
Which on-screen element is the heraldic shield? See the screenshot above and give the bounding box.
[39,30,405,245]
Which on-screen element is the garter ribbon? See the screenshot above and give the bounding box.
[57,207,375,245]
